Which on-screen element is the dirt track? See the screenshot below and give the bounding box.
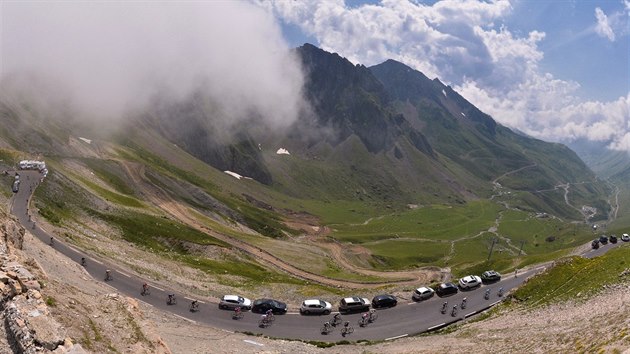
[120,160,442,289]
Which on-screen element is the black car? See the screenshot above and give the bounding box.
[481,270,502,283]
[591,239,600,249]
[599,235,608,244]
[252,298,288,314]
[609,235,618,244]
[436,282,459,297]
[371,294,397,308]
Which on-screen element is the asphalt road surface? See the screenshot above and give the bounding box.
[9,169,624,342]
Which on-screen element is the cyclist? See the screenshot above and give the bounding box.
[332,313,341,326]
[190,300,199,312]
[368,308,377,322]
[265,308,274,321]
[484,288,491,299]
[105,269,112,281]
[233,306,242,319]
[441,301,448,314]
[141,283,149,295]
[49,237,54,246]
[167,294,176,305]
[360,312,369,326]
[461,297,467,309]
[451,304,458,316]
[260,313,268,325]
[498,287,504,297]
[322,321,332,333]
[80,257,86,266]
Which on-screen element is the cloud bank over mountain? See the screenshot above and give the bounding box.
[264,0,629,152]
[1,2,306,130]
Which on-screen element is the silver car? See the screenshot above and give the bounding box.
[300,299,332,315]
[219,295,252,310]
[412,286,435,301]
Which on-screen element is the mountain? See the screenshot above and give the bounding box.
[0,43,611,222]
[126,43,610,220]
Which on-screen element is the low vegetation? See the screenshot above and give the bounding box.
[512,244,630,307]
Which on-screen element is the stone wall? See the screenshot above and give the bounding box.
[0,216,86,353]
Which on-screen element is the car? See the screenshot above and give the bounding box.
[481,270,502,283]
[300,299,332,315]
[609,235,618,244]
[591,239,600,249]
[622,233,630,242]
[219,295,252,310]
[252,298,287,314]
[371,294,397,308]
[436,282,459,297]
[599,235,608,244]
[458,275,482,289]
[412,286,435,301]
[338,297,370,313]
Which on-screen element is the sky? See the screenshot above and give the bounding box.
[1,1,628,152]
[266,0,630,152]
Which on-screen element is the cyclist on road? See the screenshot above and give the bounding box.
[461,297,467,309]
[80,257,86,266]
[441,301,448,313]
[498,287,504,297]
[333,313,341,324]
[167,294,176,305]
[451,304,458,316]
[105,269,112,281]
[141,283,149,295]
[190,300,199,311]
[322,321,332,333]
[484,288,491,299]
[233,306,242,318]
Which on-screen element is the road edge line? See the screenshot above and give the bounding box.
[385,334,408,341]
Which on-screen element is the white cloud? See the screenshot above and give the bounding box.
[594,7,616,41]
[267,0,630,152]
[1,2,306,131]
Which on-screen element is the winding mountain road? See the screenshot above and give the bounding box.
[10,169,624,342]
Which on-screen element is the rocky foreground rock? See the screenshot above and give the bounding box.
[0,216,84,353]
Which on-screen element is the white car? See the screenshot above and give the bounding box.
[622,233,630,242]
[300,299,332,315]
[458,275,482,289]
[219,295,252,310]
[412,286,435,301]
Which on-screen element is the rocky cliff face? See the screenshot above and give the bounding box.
[0,213,83,353]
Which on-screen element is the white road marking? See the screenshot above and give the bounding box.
[152,285,165,291]
[464,312,476,318]
[385,334,408,341]
[243,340,264,346]
[427,323,446,331]
[91,258,104,265]
[490,300,501,306]
[117,270,132,278]
[174,314,196,324]
[137,299,153,308]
